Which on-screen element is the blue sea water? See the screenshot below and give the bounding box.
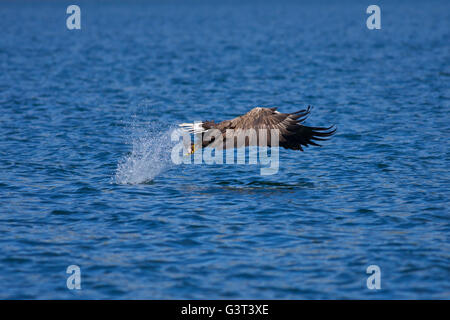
[0,0,449,299]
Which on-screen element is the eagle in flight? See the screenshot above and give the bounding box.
[179,106,336,154]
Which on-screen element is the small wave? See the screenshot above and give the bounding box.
[115,121,176,185]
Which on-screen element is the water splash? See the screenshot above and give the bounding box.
[115,120,176,185]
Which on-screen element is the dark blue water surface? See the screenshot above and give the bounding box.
[0,0,449,299]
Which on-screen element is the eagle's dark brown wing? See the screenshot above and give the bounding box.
[204,106,335,151]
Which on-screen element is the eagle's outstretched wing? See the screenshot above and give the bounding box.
[210,106,336,151]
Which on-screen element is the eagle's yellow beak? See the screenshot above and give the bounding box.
[185,144,196,156]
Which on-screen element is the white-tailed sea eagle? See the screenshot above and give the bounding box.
[179,106,335,154]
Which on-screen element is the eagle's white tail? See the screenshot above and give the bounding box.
[179,122,206,134]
